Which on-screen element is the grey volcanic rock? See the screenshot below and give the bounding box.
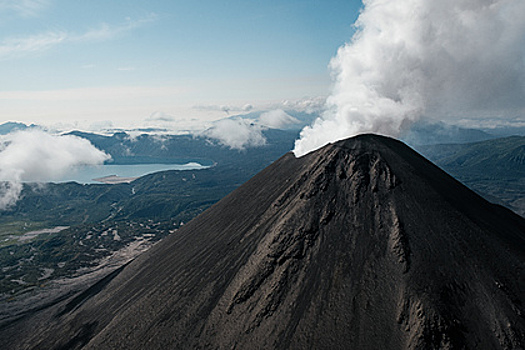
[1,134,525,349]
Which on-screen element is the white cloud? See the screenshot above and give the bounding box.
[0,31,67,58]
[147,111,175,122]
[0,14,157,60]
[220,105,231,114]
[193,103,254,114]
[242,104,254,112]
[280,97,326,114]
[259,109,299,129]
[0,0,50,17]
[88,120,114,132]
[201,118,266,150]
[294,0,525,157]
[0,130,110,209]
[73,14,156,42]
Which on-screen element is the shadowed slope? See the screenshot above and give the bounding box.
[2,134,524,349]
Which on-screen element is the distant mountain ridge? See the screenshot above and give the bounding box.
[418,136,525,216]
[400,120,496,146]
[66,128,298,166]
[0,122,38,135]
[418,136,525,179]
[2,134,523,349]
[1,128,299,226]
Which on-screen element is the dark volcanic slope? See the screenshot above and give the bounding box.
[2,134,525,349]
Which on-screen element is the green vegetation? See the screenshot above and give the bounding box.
[2,131,522,298]
[0,129,298,296]
[417,136,525,216]
[0,220,175,296]
[0,221,50,248]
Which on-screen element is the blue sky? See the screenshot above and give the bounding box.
[0,0,362,130]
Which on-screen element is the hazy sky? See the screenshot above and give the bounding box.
[0,0,362,130]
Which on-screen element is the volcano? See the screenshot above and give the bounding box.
[1,134,524,349]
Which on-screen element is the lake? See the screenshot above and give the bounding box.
[55,162,208,184]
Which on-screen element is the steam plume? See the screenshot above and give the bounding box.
[0,130,110,209]
[294,0,525,156]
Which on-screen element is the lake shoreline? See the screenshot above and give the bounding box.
[93,175,139,184]
[12,162,213,185]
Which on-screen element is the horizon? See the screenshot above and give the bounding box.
[1,0,524,199]
[1,1,524,139]
[0,0,360,131]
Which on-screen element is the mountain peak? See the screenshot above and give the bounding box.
[2,134,524,349]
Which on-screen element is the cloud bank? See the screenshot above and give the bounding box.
[0,130,110,209]
[259,109,299,129]
[193,104,254,114]
[201,118,266,150]
[280,97,326,115]
[294,0,525,156]
[200,108,308,149]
